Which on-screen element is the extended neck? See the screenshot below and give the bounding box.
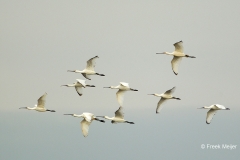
[73,114,83,117]
[104,116,114,120]
[165,52,173,55]
[67,70,82,73]
[19,107,36,110]
[148,93,162,97]
[27,107,36,110]
[157,52,173,55]
[64,114,83,117]
[62,84,75,87]
[198,106,211,109]
[104,86,119,89]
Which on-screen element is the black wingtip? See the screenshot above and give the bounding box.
[77,93,82,96]
[206,121,210,124]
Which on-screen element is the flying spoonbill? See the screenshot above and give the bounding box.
[68,56,105,80]
[104,82,138,106]
[156,41,196,75]
[97,107,134,124]
[198,104,230,124]
[64,112,105,137]
[19,93,55,112]
[61,79,95,96]
[148,87,181,113]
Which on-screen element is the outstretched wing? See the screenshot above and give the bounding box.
[80,119,91,137]
[75,86,83,96]
[81,73,91,80]
[83,113,93,122]
[206,109,218,124]
[164,87,176,95]
[37,93,47,108]
[171,56,182,75]
[86,56,99,71]
[173,41,183,52]
[156,98,167,113]
[120,82,129,88]
[116,90,126,106]
[76,79,86,87]
[115,106,124,119]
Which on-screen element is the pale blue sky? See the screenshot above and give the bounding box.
[1,0,239,159]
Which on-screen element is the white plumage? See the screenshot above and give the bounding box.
[68,56,105,80]
[19,93,55,112]
[156,41,196,75]
[61,79,95,96]
[198,104,230,124]
[97,107,134,124]
[148,87,181,113]
[64,112,105,137]
[104,82,138,106]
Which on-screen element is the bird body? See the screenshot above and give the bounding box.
[61,79,95,96]
[68,56,105,80]
[64,112,105,137]
[156,41,196,75]
[153,93,174,99]
[198,104,230,124]
[104,82,138,106]
[103,116,126,123]
[97,107,134,124]
[148,87,180,113]
[25,105,48,112]
[19,93,55,112]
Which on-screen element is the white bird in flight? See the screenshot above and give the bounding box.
[19,93,55,112]
[61,79,95,96]
[103,82,138,106]
[97,107,134,124]
[64,112,105,137]
[68,56,105,80]
[198,104,230,124]
[148,87,181,114]
[156,40,196,75]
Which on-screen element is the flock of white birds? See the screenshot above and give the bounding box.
[19,40,230,137]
